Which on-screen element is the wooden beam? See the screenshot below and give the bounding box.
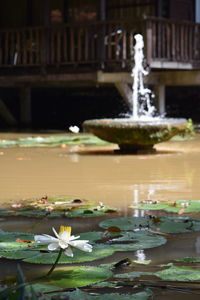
[97,71,132,83]
[145,70,200,86]
[0,72,98,87]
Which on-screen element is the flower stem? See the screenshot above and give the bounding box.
[46,248,63,277]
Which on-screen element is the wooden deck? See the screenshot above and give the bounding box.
[0,17,200,74]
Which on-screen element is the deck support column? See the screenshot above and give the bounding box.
[154,85,166,116]
[115,82,132,109]
[20,86,32,126]
[0,99,17,126]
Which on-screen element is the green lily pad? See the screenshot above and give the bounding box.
[176,257,200,263]
[0,230,103,251]
[39,266,113,288]
[115,263,200,282]
[0,209,14,216]
[65,206,116,217]
[26,244,114,264]
[41,288,153,300]
[4,197,117,218]
[100,216,200,233]
[156,264,200,281]
[0,135,109,148]
[115,271,153,279]
[106,231,166,251]
[0,227,166,264]
[130,200,200,214]
[0,230,35,251]
[0,230,115,264]
[0,245,114,264]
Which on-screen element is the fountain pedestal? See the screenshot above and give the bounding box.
[83,118,188,153]
[83,34,189,154]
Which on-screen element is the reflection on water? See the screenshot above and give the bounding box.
[0,134,199,211]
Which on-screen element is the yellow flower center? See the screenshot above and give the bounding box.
[59,226,71,239]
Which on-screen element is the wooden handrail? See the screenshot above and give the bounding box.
[145,17,200,63]
[0,18,200,68]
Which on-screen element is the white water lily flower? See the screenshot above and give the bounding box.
[34,226,92,257]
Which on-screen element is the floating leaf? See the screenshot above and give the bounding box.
[115,263,200,282]
[38,266,113,288]
[5,197,117,218]
[115,271,153,279]
[0,230,114,264]
[0,227,165,265]
[130,200,200,214]
[0,209,14,216]
[0,135,109,148]
[0,230,113,263]
[0,231,35,251]
[106,231,166,251]
[100,216,200,233]
[25,244,114,264]
[156,264,200,281]
[43,288,153,300]
[176,257,200,263]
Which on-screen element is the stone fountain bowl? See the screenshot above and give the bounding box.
[83,118,188,153]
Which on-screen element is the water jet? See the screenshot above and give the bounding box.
[83,34,188,153]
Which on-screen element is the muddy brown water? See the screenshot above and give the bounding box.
[1,132,200,299]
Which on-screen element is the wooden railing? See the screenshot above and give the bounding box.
[0,18,200,69]
[0,21,139,67]
[145,17,200,64]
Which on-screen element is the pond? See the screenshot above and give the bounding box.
[1,132,200,299]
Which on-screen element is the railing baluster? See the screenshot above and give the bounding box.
[57,29,61,63]
[77,28,81,61]
[107,23,112,60]
[5,31,9,65]
[84,27,89,61]
[35,29,40,64]
[70,28,75,62]
[63,27,67,62]
[29,29,33,64]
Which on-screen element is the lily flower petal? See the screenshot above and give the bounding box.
[69,240,93,252]
[48,243,59,251]
[70,235,80,241]
[64,246,74,257]
[59,240,69,249]
[34,235,58,244]
[52,227,59,239]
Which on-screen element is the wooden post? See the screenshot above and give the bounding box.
[154,85,166,116]
[20,86,31,126]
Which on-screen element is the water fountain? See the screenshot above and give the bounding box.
[83,34,188,153]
